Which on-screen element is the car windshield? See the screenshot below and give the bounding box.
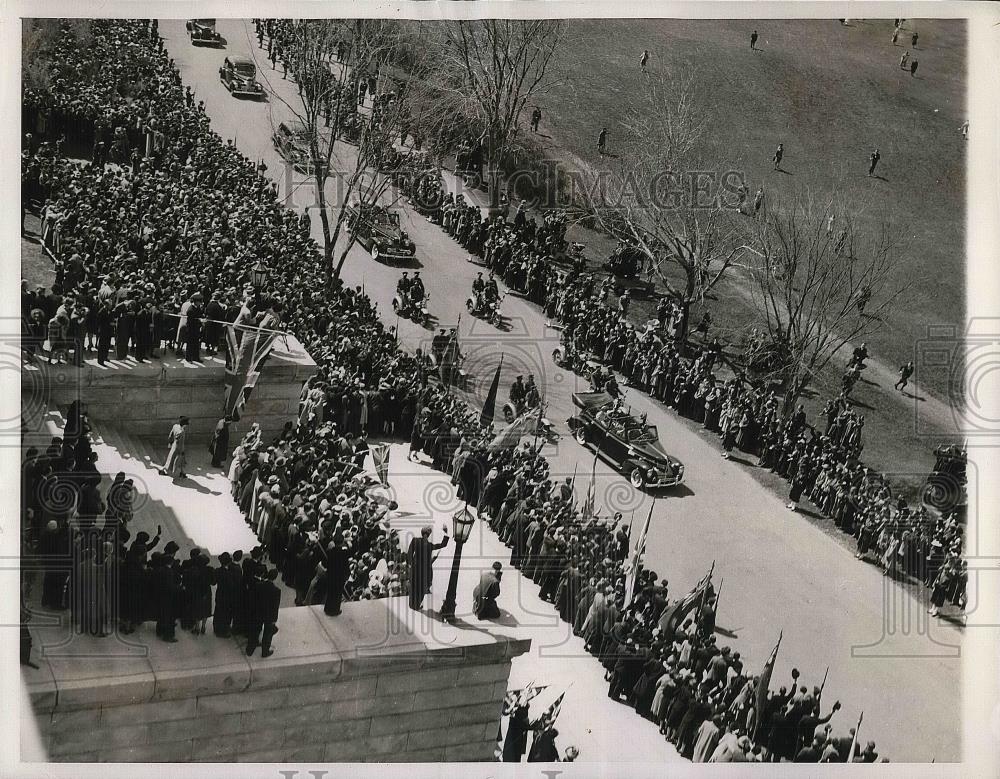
[194,19,216,28]
[234,63,255,78]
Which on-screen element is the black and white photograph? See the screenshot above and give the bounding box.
[4,2,1000,776]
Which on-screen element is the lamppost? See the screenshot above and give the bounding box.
[250,260,268,309]
[439,504,475,623]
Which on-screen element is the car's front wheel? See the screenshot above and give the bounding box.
[371,244,380,261]
[573,426,588,446]
[629,466,646,490]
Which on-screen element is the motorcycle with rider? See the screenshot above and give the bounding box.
[393,271,429,324]
[466,270,503,326]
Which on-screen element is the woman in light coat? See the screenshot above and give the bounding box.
[161,416,189,478]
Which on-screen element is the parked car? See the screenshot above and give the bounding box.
[568,391,684,490]
[219,56,264,98]
[271,121,327,176]
[345,201,416,262]
[603,242,656,299]
[186,19,221,46]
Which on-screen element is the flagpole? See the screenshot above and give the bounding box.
[847,711,863,763]
[696,559,716,629]
[818,666,830,704]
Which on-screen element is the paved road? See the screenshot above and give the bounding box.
[162,19,961,760]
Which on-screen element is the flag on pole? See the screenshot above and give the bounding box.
[536,690,566,730]
[487,406,540,454]
[657,565,715,636]
[624,500,654,609]
[579,452,598,520]
[502,684,548,714]
[440,315,461,388]
[223,320,280,421]
[847,711,863,763]
[752,632,782,742]
[371,444,390,486]
[480,355,503,427]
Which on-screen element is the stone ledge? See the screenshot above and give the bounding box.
[406,722,487,752]
[100,696,200,727]
[27,597,529,763]
[33,598,529,713]
[414,681,495,712]
[151,662,252,702]
[324,733,409,762]
[444,738,499,762]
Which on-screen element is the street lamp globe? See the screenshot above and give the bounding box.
[451,507,475,544]
[250,260,268,291]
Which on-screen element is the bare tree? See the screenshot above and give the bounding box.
[585,74,749,342]
[743,199,908,414]
[415,20,563,206]
[264,20,425,283]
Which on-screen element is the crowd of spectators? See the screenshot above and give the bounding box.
[18,18,951,761]
[416,173,967,612]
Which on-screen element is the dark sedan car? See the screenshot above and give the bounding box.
[568,391,684,490]
[186,19,222,46]
[219,56,264,98]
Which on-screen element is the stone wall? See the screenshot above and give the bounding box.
[22,334,316,442]
[24,599,530,762]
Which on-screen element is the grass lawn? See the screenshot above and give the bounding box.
[527,18,966,496]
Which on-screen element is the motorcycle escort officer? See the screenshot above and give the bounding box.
[524,375,540,407]
[410,271,425,303]
[510,375,526,408]
[472,272,485,308]
[484,272,499,304]
[397,272,411,299]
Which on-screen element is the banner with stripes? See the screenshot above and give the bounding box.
[371,444,390,486]
[223,320,280,421]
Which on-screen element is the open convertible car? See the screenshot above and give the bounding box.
[345,201,416,262]
[271,121,329,177]
[568,391,685,490]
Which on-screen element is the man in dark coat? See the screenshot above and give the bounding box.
[151,552,179,642]
[213,552,239,637]
[324,534,351,616]
[209,417,231,468]
[246,568,282,657]
[527,726,560,762]
[133,300,153,362]
[96,300,114,365]
[185,295,204,363]
[406,524,449,610]
[473,561,502,619]
[502,702,530,762]
[204,292,225,355]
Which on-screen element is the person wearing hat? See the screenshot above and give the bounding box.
[324,532,351,617]
[473,561,503,620]
[212,552,239,638]
[184,292,204,363]
[209,416,231,468]
[527,723,560,762]
[161,416,189,479]
[247,568,282,657]
[406,523,449,611]
[151,551,180,643]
